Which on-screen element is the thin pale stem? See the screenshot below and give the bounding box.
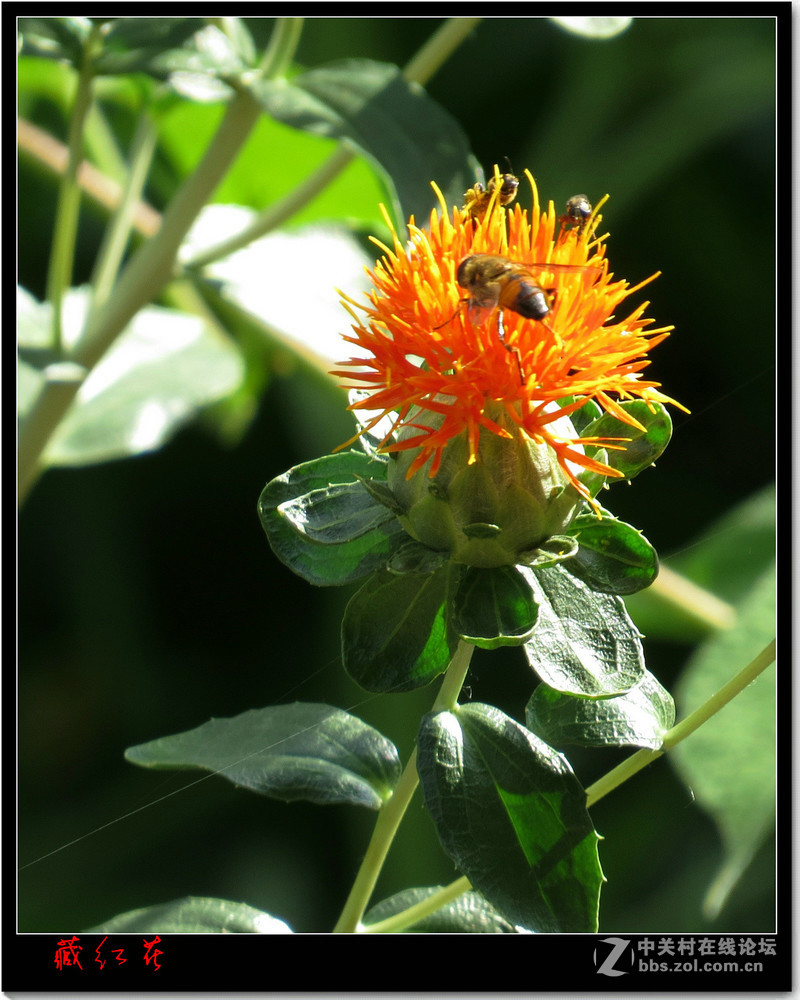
[333,641,474,933]
[401,17,481,85]
[45,32,96,353]
[18,118,161,237]
[90,113,159,312]
[257,17,304,79]
[650,563,737,631]
[362,875,472,934]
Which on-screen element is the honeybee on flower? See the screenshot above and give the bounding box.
[333,167,683,512]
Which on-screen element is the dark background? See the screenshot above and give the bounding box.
[18,16,778,934]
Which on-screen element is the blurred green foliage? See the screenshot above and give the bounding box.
[18,17,777,933]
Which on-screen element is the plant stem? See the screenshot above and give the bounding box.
[258,16,304,79]
[185,16,482,271]
[332,641,474,933]
[17,90,262,506]
[90,113,158,312]
[585,637,775,808]
[18,118,161,237]
[401,17,481,85]
[362,875,472,934]
[45,32,96,354]
[650,563,737,631]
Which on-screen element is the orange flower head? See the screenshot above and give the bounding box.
[333,169,682,506]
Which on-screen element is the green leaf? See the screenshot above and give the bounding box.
[557,395,603,434]
[279,481,396,544]
[669,565,776,919]
[88,896,291,933]
[517,535,579,569]
[164,116,389,231]
[94,18,208,77]
[387,541,449,576]
[102,17,205,53]
[663,484,776,605]
[522,564,645,697]
[259,452,407,586]
[125,703,401,809]
[451,566,538,649]
[584,401,673,480]
[417,703,603,932]
[17,287,244,466]
[566,514,659,595]
[342,567,458,692]
[251,59,475,222]
[19,17,92,64]
[353,475,405,516]
[526,670,675,750]
[364,887,525,933]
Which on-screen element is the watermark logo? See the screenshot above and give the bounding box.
[594,937,634,977]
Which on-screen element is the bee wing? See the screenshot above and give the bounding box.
[526,261,601,276]
[466,299,497,327]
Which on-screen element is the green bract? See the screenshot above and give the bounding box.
[387,405,586,569]
[257,416,662,696]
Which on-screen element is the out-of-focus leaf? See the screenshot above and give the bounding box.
[94,17,208,77]
[182,208,375,367]
[251,59,475,222]
[550,17,633,39]
[17,286,244,466]
[18,17,92,64]
[669,565,776,919]
[158,103,391,231]
[625,485,775,641]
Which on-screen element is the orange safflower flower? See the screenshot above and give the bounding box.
[333,170,682,501]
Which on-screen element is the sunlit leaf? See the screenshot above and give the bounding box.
[259,452,406,586]
[522,564,645,697]
[417,703,602,931]
[550,17,633,39]
[17,286,244,466]
[451,565,538,649]
[342,567,458,692]
[126,703,401,809]
[182,207,375,367]
[526,670,675,750]
[566,514,659,595]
